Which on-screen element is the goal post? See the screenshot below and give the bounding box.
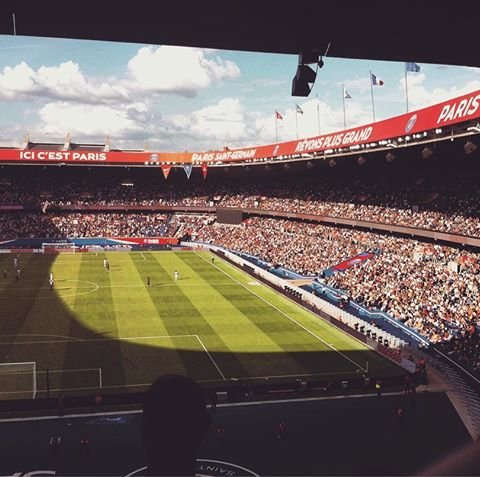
[0,362,37,399]
[42,242,76,253]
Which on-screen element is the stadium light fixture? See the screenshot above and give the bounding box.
[421,146,434,159]
[467,123,480,133]
[464,140,478,155]
[385,151,395,163]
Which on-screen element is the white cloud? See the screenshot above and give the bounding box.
[0,61,130,104]
[127,46,240,97]
[168,98,254,147]
[343,77,371,94]
[36,101,151,139]
[400,73,480,110]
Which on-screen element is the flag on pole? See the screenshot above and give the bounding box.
[344,89,352,99]
[275,110,283,120]
[406,62,421,72]
[370,73,384,86]
[296,104,304,114]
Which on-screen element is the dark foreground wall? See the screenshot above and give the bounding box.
[0,392,471,476]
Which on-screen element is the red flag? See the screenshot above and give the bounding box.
[161,164,171,179]
[275,111,283,120]
[201,163,208,179]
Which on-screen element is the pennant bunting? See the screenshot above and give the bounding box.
[161,164,171,180]
[183,164,193,179]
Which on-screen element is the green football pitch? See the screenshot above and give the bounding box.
[0,250,403,399]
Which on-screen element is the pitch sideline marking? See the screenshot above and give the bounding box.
[0,334,198,346]
[140,252,146,261]
[194,251,367,373]
[194,334,226,380]
[0,333,83,342]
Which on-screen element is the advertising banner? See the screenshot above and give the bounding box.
[0,89,478,166]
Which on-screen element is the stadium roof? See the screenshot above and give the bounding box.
[0,1,479,68]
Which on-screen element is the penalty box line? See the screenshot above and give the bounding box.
[195,251,367,373]
[0,333,227,382]
[194,334,226,380]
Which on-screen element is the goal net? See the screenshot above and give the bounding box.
[42,242,76,253]
[36,368,103,394]
[0,362,37,399]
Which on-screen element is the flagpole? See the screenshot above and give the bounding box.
[295,105,299,140]
[316,94,321,135]
[342,84,347,129]
[275,114,278,143]
[405,65,409,113]
[369,71,376,123]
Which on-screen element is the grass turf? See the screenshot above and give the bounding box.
[0,250,404,398]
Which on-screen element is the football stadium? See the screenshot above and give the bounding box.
[1,3,480,476]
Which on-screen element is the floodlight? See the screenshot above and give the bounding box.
[467,123,480,133]
[421,146,433,159]
[385,152,395,162]
[464,140,478,155]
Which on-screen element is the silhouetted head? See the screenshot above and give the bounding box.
[142,374,211,476]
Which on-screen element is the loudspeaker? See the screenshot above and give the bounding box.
[292,65,317,97]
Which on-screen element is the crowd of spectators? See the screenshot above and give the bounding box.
[1,163,480,376]
[0,212,170,238]
[1,168,480,237]
[186,216,480,376]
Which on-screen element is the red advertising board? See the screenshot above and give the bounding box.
[0,89,478,166]
[114,237,178,246]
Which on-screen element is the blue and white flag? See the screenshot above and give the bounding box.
[406,62,421,73]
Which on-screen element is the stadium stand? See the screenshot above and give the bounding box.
[1,149,479,380]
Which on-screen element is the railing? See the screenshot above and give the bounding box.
[415,347,480,440]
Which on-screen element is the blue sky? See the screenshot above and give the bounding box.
[0,34,479,151]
